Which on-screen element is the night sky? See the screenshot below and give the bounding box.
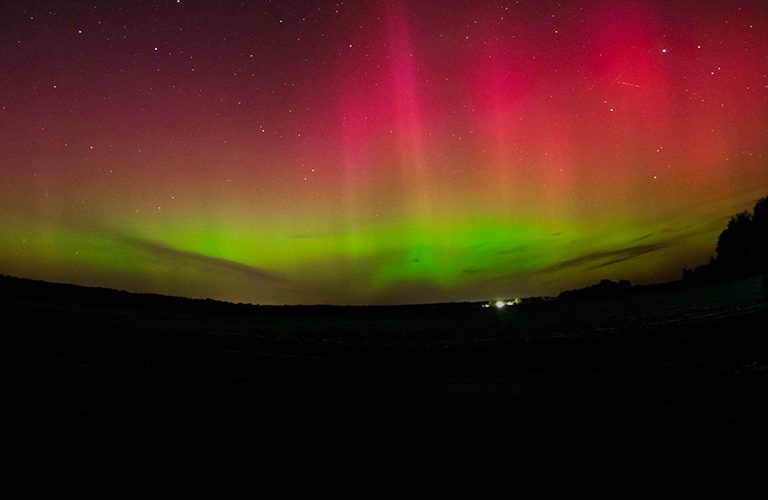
[1,0,767,305]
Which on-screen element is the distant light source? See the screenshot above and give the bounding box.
[495,301,505,309]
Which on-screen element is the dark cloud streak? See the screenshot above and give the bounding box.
[537,243,668,274]
[112,234,294,285]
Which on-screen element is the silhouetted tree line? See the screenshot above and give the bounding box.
[557,279,633,302]
[683,197,768,283]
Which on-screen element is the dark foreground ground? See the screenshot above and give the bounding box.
[2,276,768,493]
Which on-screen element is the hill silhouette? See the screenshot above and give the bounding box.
[2,271,768,493]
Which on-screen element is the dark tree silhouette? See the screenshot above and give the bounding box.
[752,197,768,271]
[683,197,768,283]
[682,256,720,284]
[716,210,756,277]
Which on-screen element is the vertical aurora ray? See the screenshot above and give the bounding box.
[382,0,436,284]
[469,22,529,207]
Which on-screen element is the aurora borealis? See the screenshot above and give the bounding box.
[1,0,768,305]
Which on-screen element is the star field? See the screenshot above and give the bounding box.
[1,0,767,304]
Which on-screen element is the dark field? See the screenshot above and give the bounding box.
[2,277,768,493]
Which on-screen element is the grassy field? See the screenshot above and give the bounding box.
[2,276,767,493]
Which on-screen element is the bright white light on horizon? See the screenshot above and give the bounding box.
[495,301,505,308]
